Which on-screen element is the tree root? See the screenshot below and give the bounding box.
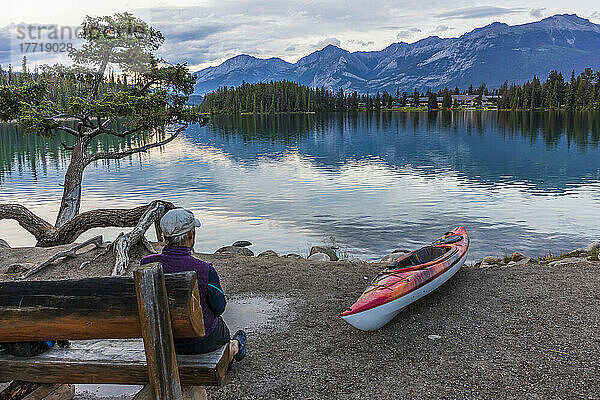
[0,200,175,247]
[20,236,106,279]
[5,200,174,278]
[111,200,167,276]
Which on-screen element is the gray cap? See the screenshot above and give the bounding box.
[160,208,201,238]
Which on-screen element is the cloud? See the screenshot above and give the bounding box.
[434,25,450,32]
[128,2,418,69]
[435,6,526,19]
[347,39,374,47]
[159,24,229,43]
[2,2,553,72]
[314,37,340,48]
[396,27,421,39]
[529,8,545,18]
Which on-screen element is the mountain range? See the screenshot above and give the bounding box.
[193,14,600,95]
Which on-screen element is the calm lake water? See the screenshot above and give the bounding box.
[1,111,600,261]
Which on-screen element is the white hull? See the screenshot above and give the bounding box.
[341,252,467,331]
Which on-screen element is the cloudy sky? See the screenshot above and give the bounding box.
[2,0,600,71]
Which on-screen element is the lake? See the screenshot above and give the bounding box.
[1,111,600,262]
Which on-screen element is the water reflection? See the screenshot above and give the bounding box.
[1,111,600,261]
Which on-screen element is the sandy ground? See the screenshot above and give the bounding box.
[1,244,599,399]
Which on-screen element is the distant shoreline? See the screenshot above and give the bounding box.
[202,107,600,116]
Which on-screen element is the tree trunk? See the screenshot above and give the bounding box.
[54,137,88,228]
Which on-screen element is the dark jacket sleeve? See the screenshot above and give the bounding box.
[207,264,226,316]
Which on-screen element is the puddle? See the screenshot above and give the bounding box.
[71,295,292,399]
[223,295,292,334]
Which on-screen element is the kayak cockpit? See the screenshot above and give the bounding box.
[386,245,450,270]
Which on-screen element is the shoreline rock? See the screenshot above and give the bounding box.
[232,240,252,248]
[308,246,338,261]
[284,253,303,259]
[307,252,331,261]
[257,250,278,258]
[215,246,254,256]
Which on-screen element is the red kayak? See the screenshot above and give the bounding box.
[341,227,469,331]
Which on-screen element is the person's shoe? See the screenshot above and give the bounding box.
[233,330,247,361]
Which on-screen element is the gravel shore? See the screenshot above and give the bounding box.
[1,245,599,399]
[205,254,600,400]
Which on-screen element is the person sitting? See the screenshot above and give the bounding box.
[140,208,246,364]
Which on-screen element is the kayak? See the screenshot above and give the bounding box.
[340,226,469,331]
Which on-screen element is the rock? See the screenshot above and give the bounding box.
[348,257,365,263]
[232,240,252,248]
[583,241,600,253]
[307,252,331,261]
[284,253,304,259]
[257,250,278,258]
[215,246,254,256]
[482,256,498,264]
[4,263,30,275]
[514,257,532,266]
[392,249,410,254]
[380,253,401,263]
[340,257,365,263]
[511,252,526,262]
[0,239,10,249]
[309,246,338,261]
[548,257,589,267]
[427,335,442,340]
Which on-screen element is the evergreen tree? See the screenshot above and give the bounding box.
[411,89,420,107]
[566,70,576,109]
[442,89,452,109]
[427,92,438,110]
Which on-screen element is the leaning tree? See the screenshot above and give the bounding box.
[0,13,207,275]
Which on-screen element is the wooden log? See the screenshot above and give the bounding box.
[134,265,183,400]
[0,340,228,386]
[0,267,204,341]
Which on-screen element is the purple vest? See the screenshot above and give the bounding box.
[140,246,218,338]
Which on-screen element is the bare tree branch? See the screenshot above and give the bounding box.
[86,118,113,138]
[100,126,146,138]
[61,142,75,151]
[85,125,187,164]
[0,204,56,241]
[20,235,106,279]
[56,126,80,137]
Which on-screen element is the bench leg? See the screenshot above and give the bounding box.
[134,385,207,400]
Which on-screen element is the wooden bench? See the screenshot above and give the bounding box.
[0,263,229,399]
